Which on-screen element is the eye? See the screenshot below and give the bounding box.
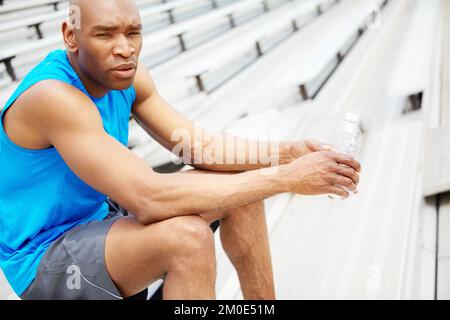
[97,33,111,39]
[129,31,141,36]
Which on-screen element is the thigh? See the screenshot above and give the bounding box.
[104,214,210,298]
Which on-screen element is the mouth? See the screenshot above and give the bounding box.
[111,64,137,79]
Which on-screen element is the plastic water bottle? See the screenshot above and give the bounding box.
[329,113,363,199]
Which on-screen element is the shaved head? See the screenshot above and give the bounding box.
[68,0,140,30]
[63,0,142,97]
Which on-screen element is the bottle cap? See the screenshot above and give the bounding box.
[344,113,360,123]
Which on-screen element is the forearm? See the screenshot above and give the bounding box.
[188,131,295,172]
[135,166,288,224]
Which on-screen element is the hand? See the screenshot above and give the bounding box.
[290,139,333,159]
[282,151,361,198]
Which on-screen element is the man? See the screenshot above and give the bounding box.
[0,0,360,300]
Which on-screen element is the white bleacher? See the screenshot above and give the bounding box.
[174,0,330,93]
[1,0,278,88]
[410,196,437,299]
[213,112,425,299]
[269,120,423,299]
[278,0,387,99]
[214,0,440,299]
[313,0,438,129]
[0,0,242,79]
[0,10,66,37]
[197,0,374,124]
[0,0,66,15]
[139,0,290,67]
[1,0,449,301]
[438,0,450,128]
[0,0,244,107]
[0,0,212,38]
[423,127,450,197]
[422,0,450,195]
[149,0,325,105]
[428,0,450,300]
[437,194,450,299]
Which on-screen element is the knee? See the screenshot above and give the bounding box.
[163,216,215,258]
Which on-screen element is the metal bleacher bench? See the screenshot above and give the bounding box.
[0,10,66,39]
[212,105,424,299]
[423,126,450,197]
[279,0,388,100]
[139,0,212,24]
[0,34,63,81]
[0,0,214,37]
[0,0,238,82]
[272,121,424,299]
[140,0,286,61]
[0,1,211,46]
[0,0,66,14]
[183,0,333,93]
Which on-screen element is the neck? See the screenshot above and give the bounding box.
[66,52,109,98]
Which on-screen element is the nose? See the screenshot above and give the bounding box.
[112,34,135,59]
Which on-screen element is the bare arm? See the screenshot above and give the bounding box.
[131,65,299,172]
[27,81,292,225]
[28,80,359,225]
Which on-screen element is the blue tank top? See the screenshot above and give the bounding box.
[0,49,136,295]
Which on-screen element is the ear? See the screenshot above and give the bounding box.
[62,21,78,53]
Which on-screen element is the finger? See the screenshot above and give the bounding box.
[327,186,350,199]
[305,139,322,151]
[332,152,361,172]
[333,175,357,192]
[306,139,332,152]
[336,165,360,185]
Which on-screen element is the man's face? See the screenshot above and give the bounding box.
[72,0,142,91]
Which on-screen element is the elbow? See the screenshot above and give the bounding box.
[134,212,153,225]
[133,198,164,225]
[126,175,183,225]
[123,174,168,225]
[132,192,174,225]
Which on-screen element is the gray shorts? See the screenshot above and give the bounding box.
[21,202,127,300]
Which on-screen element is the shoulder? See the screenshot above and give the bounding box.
[19,80,103,133]
[3,80,102,149]
[25,80,96,114]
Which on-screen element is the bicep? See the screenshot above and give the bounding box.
[52,126,154,211]
[34,81,157,214]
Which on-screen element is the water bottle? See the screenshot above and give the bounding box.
[329,113,362,199]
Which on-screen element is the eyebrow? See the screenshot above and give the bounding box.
[92,24,143,32]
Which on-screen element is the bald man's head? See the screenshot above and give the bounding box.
[62,0,142,96]
[68,0,139,25]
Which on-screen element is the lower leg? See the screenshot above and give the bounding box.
[219,201,275,300]
[163,267,216,299]
[163,240,217,300]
